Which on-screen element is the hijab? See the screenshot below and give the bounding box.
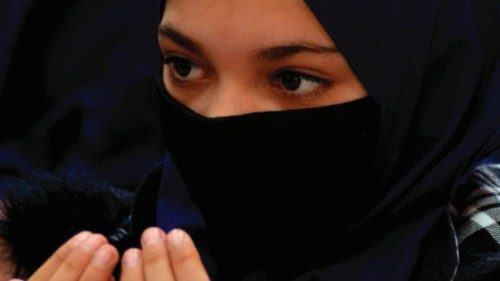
[132,1,500,280]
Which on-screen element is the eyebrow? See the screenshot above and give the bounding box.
[158,24,340,61]
[159,25,205,55]
[258,44,339,61]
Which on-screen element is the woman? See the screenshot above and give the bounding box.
[12,0,500,280]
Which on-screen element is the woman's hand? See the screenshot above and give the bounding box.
[120,227,210,281]
[9,227,209,281]
[15,231,119,281]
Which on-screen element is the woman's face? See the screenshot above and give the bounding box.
[160,0,368,117]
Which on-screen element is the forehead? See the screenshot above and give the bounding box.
[162,0,334,49]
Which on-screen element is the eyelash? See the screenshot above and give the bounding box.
[272,70,331,100]
[163,56,201,87]
[163,55,332,99]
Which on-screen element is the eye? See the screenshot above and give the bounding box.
[276,70,329,96]
[164,56,204,81]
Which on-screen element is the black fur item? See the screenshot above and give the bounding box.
[0,172,133,278]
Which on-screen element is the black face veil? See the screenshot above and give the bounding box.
[137,0,500,280]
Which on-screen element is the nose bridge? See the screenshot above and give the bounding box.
[204,76,259,117]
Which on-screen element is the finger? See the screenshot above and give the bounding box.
[141,227,175,281]
[80,244,119,281]
[120,248,144,281]
[166,229,210,281]
[49,234,108,281]
[28,231,92,281]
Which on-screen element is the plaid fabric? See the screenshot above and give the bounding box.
[454,164,500,245]
[452,164,500,281]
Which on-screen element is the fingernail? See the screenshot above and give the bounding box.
[142,228,163,245]
[93,246,113,266]
[72,231,92,246]
[82,234,104,251]
[166,229,187,247]
[75,231,92,241]
[122,248,141,267]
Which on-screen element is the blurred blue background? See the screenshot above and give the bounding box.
[0,0,164,190]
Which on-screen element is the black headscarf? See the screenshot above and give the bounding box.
[303,1,499,279]
[134,0,500,280]
[307,0,499,215]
